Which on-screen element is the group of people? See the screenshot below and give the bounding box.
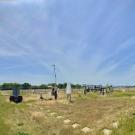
[51,83,72,102]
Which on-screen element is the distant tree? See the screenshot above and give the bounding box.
[48,83,56,87]
[13,83,21,89]
[22,83,31,90]
[57,83,82,89]
[63,83,67,89]
[39,84,48,89]
[1,83,20,90]
[31,85,39,89]
[75,84,82,89]
[57,83,67,89]
[71,84,76,89]
[57,83,64,89]
[71,84,82,89]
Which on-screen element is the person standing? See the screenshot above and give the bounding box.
[40,92,44,100]
[51,87,58,100]
[54,87,58,100]
[51,88,55,96]
[66,83,72,102]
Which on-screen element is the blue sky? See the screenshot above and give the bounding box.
[0,0,135,85]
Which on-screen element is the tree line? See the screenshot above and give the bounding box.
[0,83,82,90]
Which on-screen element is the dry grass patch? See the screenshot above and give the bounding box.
[31,111,45,121]
[1,90,135,135]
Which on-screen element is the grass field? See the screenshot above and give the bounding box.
[0,89,135,135]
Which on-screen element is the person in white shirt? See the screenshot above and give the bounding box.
[66,83,72,102]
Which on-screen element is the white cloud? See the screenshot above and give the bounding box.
[0,0,46,5]
[18,0,45,3]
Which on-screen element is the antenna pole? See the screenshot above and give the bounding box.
[52,64,57,87]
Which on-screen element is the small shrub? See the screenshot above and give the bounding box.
[17,122,24,126]
[16,132,29,135]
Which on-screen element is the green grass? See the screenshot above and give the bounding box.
[112,115,135,135]
[111,91,135,97]
[0,92,28,135]
[0,93,14,135]
[77,92,99,100]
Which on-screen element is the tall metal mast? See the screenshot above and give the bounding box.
[52,64,57,86]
